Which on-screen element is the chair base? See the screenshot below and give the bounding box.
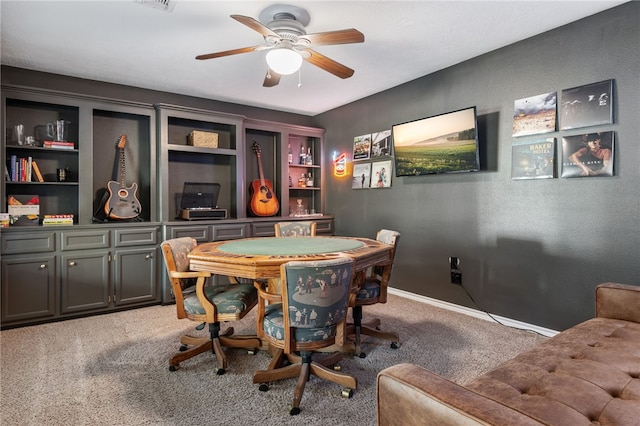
[253,348,356,414]
[169,325,261,373]
[347,310,400,358]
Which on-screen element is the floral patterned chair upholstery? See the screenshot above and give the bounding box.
[160,237,260,375]
[252,257,357,415]
[274,221,317,237]
[348,229,401,358]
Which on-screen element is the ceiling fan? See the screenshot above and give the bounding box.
[195,4,364,87]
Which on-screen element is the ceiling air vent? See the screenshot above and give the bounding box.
[134,0,176,12]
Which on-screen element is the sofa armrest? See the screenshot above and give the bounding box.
[596,282,640,323]
[377,364,542,426]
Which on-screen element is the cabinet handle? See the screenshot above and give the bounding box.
[68,261,77,267]
[39,264,47,270]
[145,254,152,260]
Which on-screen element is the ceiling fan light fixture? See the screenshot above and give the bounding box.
[266,48,303,75]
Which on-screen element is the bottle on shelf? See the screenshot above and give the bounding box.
[299,145,306,165]
[305,147,313,165]
[298,173,306,188]
[288,143,293,164]
[306,172,313,188]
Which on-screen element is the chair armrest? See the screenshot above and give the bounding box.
[377,364,542,426]
[596,282,640,323]
[169,270,211,279]
[253,281,282,304]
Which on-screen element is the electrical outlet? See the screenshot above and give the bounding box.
[449,256,462,285]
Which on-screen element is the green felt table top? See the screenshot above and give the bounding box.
[218,237,365,256]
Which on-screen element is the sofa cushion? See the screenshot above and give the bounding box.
[466,317,640,425]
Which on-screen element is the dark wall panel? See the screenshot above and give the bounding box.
[313,3,640,331]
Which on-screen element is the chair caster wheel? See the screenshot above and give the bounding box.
[341,388,354,398]
[258,383,269,392]
[179,345,188,352]
[390,342,400,349]
[333,365,342,372]
[169,365,178,372]
[215,368,225,375]
[290,406,301,415]
[358,352,366,358]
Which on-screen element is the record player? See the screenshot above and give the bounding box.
[179,182,227,220]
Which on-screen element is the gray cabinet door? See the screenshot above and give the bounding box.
[113,246,158,306]
[1,255,57,325]
[60,250,110,314]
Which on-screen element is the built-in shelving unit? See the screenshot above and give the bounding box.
[1,86,331,328]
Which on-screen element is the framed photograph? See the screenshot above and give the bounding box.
[512,92,557,137]
[561,131,614,178]
[560,79,613,130]
[370,160,393,188]
[371,130,392,157]
[353,134,371,160]
[511,138,556,180]
[352,162,371,189]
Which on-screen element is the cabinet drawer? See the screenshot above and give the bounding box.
[213,223,249,240]
[1,231,56,255]
[60,229,110,251]
[250,222,277,238]
[167,225,210,242]
[114,227,158,247]
[315,219,334,235]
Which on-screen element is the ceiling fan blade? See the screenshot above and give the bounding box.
[300,48,355,79]
[231,14,280,38]
[299,28,364,46]
[195,45,265,60]
[263,69,281,87]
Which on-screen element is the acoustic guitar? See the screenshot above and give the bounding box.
[248,141,279,216]
[105,134,142,220]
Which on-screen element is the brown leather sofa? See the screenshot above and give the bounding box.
[377,282,640,425]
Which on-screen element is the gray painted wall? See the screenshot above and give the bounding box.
[313,2,639,331]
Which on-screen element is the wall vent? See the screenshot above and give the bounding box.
[134,0,176,12]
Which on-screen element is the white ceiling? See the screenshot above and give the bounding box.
[1,1,627,116]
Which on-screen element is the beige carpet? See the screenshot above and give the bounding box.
[0,294,547,425]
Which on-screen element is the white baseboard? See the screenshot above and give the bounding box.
[388,287,558,338]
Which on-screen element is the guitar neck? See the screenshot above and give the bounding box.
[256,152,267,185]
[118,148,127,187]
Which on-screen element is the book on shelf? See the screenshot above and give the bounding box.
[42,214,74,226]
[31,160,45,182]
[7,194,39,226]
[43,141,75,150]
[8,155,36,182]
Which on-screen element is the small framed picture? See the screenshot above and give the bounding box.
[560,79,613,130]
[370,160,392,188]
[352,162,371,189]
[512,92,557,137]
[561,131,614,178]
[512,138,556,180]
[353,134,371,160]
[371,130,392,157]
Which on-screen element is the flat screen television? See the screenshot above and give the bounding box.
[392,106,480,176]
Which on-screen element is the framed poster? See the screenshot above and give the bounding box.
[353,134,371,160]
[371,160,392,188]
[511,138,555,179]
[560,79,613,130]
[561,131,614,177]
[371,130,392,157]
[512,92,557,137]
[352,162,371,189]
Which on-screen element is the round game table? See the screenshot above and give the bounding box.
[188,236,392,280]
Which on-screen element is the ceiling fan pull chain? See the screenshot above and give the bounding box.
[298,67,302,88]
